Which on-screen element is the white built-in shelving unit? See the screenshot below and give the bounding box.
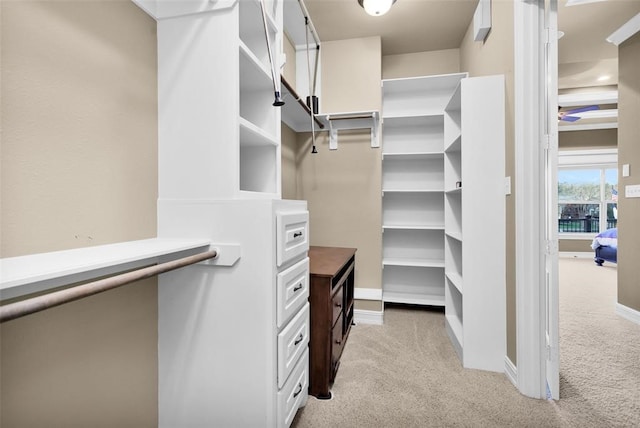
[443,75,506,372]
[154,0,282,200]
[381,73,466,307]
[130,0,312,426]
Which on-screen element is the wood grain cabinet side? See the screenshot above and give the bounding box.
[307,246,356,399]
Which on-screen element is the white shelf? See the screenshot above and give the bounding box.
[0,238,212,300]
[383,258,445,268]
[382,152,443,160]
[382,155,444,191]
[280,75,325,132]
[445,231,463,242]
[239,40,271,83]
[383,291,445,307]
[382,115,444,154]
[445,271,464,294]
[383,224,445,231]
[239,0,277,72]
[445,81,462,112]
[444,134,461,153]
[383,188,444,193]
[382,73,467,118]
[445,313,464,350]
[382,113,444,121]
[239,117,278,147]
[445,187,462,195]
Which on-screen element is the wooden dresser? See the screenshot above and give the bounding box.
[308,246,356,399]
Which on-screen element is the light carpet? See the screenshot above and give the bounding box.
[292,258,640,427]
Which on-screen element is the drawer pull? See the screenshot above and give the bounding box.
[293,232,303,238]
[293,383,303,398]
[335,339,342,345]
[293,283,303,292]
[335,302,342,308]
[294,334,304,346]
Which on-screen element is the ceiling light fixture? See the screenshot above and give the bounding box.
[357,0,396,17]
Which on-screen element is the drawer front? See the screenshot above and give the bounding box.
[278,349,309,428]
[277,257,310,328]
[278,303,310,388]
[331,313,344,379]
[332,286,344,328]
[276,211,309,267]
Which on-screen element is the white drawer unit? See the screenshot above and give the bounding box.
[158,199,309,428]
[276,211,310,267]
[276,257,310,328]
[277,303,310,388]
[278,349,309,428]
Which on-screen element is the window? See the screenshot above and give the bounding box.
[558,150,618,236]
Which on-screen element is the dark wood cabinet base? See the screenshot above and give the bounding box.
[307,246,356,399]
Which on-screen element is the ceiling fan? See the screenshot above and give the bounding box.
[558,105,600,122]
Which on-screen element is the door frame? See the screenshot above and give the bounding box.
[513,0,559,399]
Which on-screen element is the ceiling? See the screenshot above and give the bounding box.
[302,0,640,88]
[301,0,640,130]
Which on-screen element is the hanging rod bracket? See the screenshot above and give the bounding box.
[198,244,241,267]
[320,111,380,150]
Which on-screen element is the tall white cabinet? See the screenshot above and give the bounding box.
[381,74,466,306]
[443,75,505,372]
[131,0,311,426]
[381,73,505,373]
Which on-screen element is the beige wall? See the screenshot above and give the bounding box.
[281,123,298,200]
[382,49,460,79]
[1,1,158,426]
[559,240,593,253]
[459,1,516,363]
[617,32,640,312]
[296,37,382,304]
[283,32,296,88]
[559,128,617,150]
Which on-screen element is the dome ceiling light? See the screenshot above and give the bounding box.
[357,0,397,17]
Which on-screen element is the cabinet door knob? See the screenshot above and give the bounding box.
[293,283,303,292]
[335,339,342,345]
[293,231,303,238]
[335,302,342,308]
[293,383,303,398]
[294,334,304,346]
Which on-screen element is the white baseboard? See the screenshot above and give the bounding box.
[559,252,593,259]
[504,356,518,388]
[354,287,382,301]
[616,303,640,326]
[354,309,383,325]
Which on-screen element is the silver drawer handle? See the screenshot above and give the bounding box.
[294,334,304,346]
[293,383,303,398]
[293,283,303,292]
[293,232,303,238]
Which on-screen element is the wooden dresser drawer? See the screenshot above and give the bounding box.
[276,211,309,267]
[331,313,344,377]
[277,303,310,388]
[331,286,344,327]
[276,257,309,328]
[277,349,309,428]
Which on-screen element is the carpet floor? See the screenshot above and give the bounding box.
[292,258,640,427]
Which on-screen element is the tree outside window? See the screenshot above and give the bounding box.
[558,168,617,234]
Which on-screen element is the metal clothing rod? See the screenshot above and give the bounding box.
[0,249,218,324]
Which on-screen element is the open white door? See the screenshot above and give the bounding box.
[544,0,560,400]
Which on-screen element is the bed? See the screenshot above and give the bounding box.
[591,228,617,266]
